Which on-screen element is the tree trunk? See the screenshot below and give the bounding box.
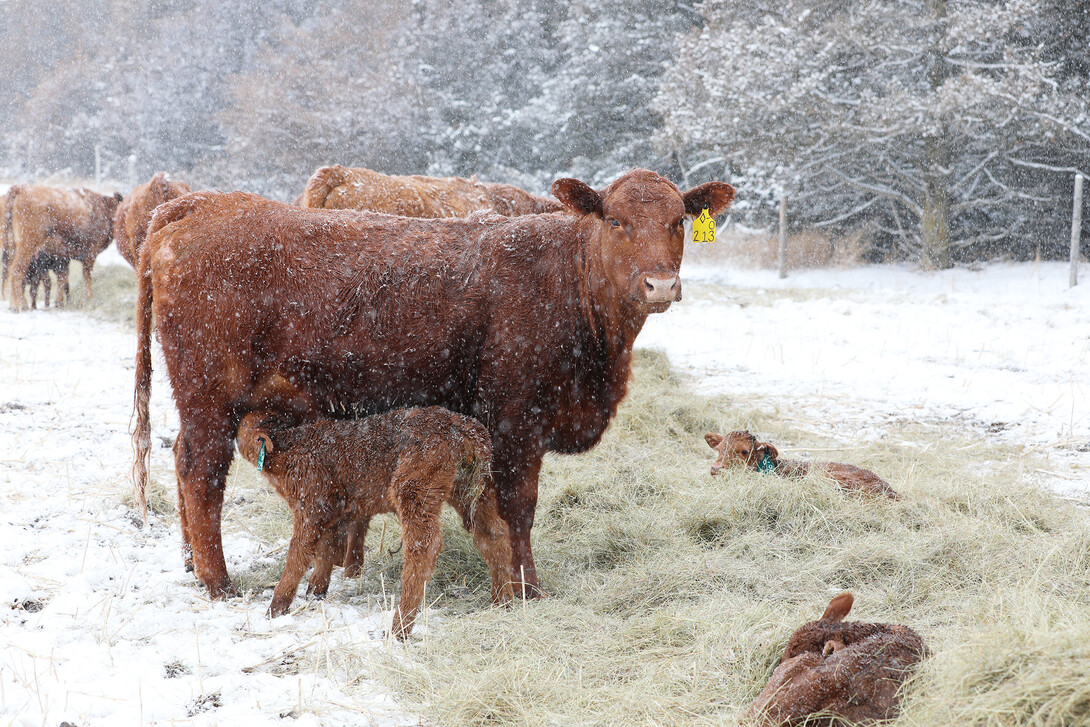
[920,0,953,270]
[920,134,952,269]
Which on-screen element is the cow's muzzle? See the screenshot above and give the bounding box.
[639,274,682,304]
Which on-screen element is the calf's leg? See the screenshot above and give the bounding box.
[270,523,315,617]
[342,518,370,579]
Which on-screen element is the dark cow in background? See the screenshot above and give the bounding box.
[113,172,191,267]
[3,184,122,312]
[22,252,70,309]
[301,164,562,217]
[133,169,734,598]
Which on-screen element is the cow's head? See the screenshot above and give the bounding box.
[705,430,779,475]
[552,169,734,313]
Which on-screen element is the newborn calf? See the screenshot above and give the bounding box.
[705,430,902,500]
[236,407,514,639]
[749,592,929,726]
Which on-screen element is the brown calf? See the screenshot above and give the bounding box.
[3,184,121,311]
[235,407,513,639]
[705,431,902,500]
[300,164,562,217]
[112,172,191,267]
[749,591,929,726]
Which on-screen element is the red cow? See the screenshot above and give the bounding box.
[3,184,121,311]
[112,172,191,267]
[301,164,562,217]
[133,169,734,599]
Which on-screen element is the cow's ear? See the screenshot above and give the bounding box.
[257,431,275,454]
[683,182,734,218]
[551,178,603,217]
[704,432,723,449]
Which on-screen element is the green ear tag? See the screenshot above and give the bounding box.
[257,440,266,472]
[757,453,777,473]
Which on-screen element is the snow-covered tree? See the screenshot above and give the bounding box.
[656,0,1090,267]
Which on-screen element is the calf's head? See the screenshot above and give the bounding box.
[236,410,291,468]
[704,430,780,476]
[552,169,734,312]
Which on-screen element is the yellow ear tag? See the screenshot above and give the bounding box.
[692,206,716,243]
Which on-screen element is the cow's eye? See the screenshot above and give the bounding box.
[741,450,749,456]
[608,217,620,228]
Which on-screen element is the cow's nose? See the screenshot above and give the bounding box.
[642,274,682,303]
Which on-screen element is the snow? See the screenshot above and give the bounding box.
[2,256,1088,724]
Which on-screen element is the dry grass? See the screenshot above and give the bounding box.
[687,227,869,271]
[284,349,1090,727]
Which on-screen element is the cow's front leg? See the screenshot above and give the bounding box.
[490,434,546,599]
[173,416,238,598]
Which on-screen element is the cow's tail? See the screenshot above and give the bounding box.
[1,186,20,299]
[300,165,350,209]
[132,191,208,521]
[132,227,154,522]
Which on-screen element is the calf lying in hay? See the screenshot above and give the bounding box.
[749,591,929,726]
[235,407,514,639]
[705,430,902,500]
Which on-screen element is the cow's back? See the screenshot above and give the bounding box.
[147,192,498,419]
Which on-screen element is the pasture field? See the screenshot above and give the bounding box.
[1,255,1088,726]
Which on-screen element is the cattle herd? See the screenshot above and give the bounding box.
[2,165,929,725]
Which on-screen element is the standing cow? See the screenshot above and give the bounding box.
[3,184,122,312]
[133,169,734,599]
[301,164,563,217]
[112,172,191,267]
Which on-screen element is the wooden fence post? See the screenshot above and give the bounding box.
[778,195,788,279]
[1071,173,1084,288]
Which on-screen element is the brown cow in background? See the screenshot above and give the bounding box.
[300,164,562,217]
[113,172,191,267]
[133,169,734,599]
[3,184,122,312]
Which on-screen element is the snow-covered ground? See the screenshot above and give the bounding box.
[643,260,1090,500]
[1,255,1088,725]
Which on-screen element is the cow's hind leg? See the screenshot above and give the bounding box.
[390,459,448,640]
[173,415,238,598]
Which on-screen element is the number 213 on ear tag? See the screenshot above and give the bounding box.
[692,207,716,243]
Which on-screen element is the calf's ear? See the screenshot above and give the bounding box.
[552,178,603,216]
[820,591,854,622]
[683,182,735,218]
[704,432,723,449]
[756,442,779,463]
[257,431,275,454]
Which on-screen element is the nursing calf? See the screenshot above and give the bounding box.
[705,431,902,500]
[749,592,929,726]
[235,407,513,639]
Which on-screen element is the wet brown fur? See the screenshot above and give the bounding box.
[749,592,929,726]
[235,407,512,639]
[705,431,903,500]
[132,171,735,598]
[3,184,122,312]
[301,164,563,217]
[112,172,191,267]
